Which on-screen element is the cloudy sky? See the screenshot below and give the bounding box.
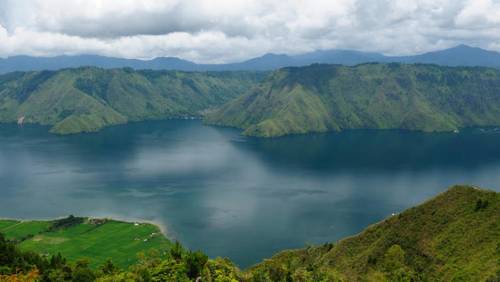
[0,0,499,63]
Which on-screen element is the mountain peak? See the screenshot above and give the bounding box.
[257,53,290,59]
[445,44,500,55]
[2,45,500,73]
[453,44,475,50]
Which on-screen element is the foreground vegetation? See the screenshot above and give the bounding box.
[206,63,500,137]
[0,68,264,134]
[0,216,171,269]
[0,185,498,281]
[248,185,499,281]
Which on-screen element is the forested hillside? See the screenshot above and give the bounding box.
[206,63,500,137]
[0,68,264,134]
[247,185,500,281]
[5,63,500,138]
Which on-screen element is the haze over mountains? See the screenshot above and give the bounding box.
[2,45,500,73]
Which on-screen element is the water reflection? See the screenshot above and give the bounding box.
[0,121,499,267]
[238,129,500,172]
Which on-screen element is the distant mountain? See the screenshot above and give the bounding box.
[1,45,500,73]
[218,50,387,71]
[220,53,297,71]
[0,55,199,73]
[0,68,264,134]
[294,49,387,65]
[206,63,500,137]
[394,44,500,68]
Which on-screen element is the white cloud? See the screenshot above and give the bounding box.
[0,0,499,63]
[455,0,500,28]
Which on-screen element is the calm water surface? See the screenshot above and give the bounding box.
[1,120,500,267]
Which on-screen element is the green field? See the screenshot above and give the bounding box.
[0,217,172,268]
[0,220,51,240]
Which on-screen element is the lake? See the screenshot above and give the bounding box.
[1,120,500,267]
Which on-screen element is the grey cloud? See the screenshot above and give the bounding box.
[2,0,265,38]
[0,0,499,63]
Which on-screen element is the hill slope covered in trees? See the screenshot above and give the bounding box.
[0,68,264,134]
[1,185,498,281]
[246,185,500,281]
[206,63,500,137]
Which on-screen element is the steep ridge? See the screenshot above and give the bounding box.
[206,63,500,137]
[0,67,265,134]
[246,185,500,281]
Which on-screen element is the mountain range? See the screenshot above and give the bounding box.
[2,45,500,73]
[206,63,500,137]
[0,68,264,134]
[4,62,500,136]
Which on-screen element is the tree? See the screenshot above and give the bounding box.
[99,259,117,275]
[73,259,96,282]
[383,245,415,282]
[383,244,406,272]
[170,241,184,261]
[185,251,208,279]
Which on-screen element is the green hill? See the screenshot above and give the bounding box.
[0,68,264,134]
[246,185,500,281]
[206,63,500,137]
[1,185,498,281]
[6,64,500,137]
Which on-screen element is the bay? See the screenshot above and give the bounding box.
[1,120,499,267]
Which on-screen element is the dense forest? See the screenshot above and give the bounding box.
[207,63,500,137]
[1,185,498,281]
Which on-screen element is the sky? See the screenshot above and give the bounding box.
[0,0,500,63]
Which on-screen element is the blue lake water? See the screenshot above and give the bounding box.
[1,120,500,267]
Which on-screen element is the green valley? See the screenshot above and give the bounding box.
[1,185,498,281]
[0,68,264,134]
[206,63,500,137]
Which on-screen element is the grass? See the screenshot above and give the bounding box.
[0,220,51,240]
[0,219,19,230]
[0,218,172,269]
